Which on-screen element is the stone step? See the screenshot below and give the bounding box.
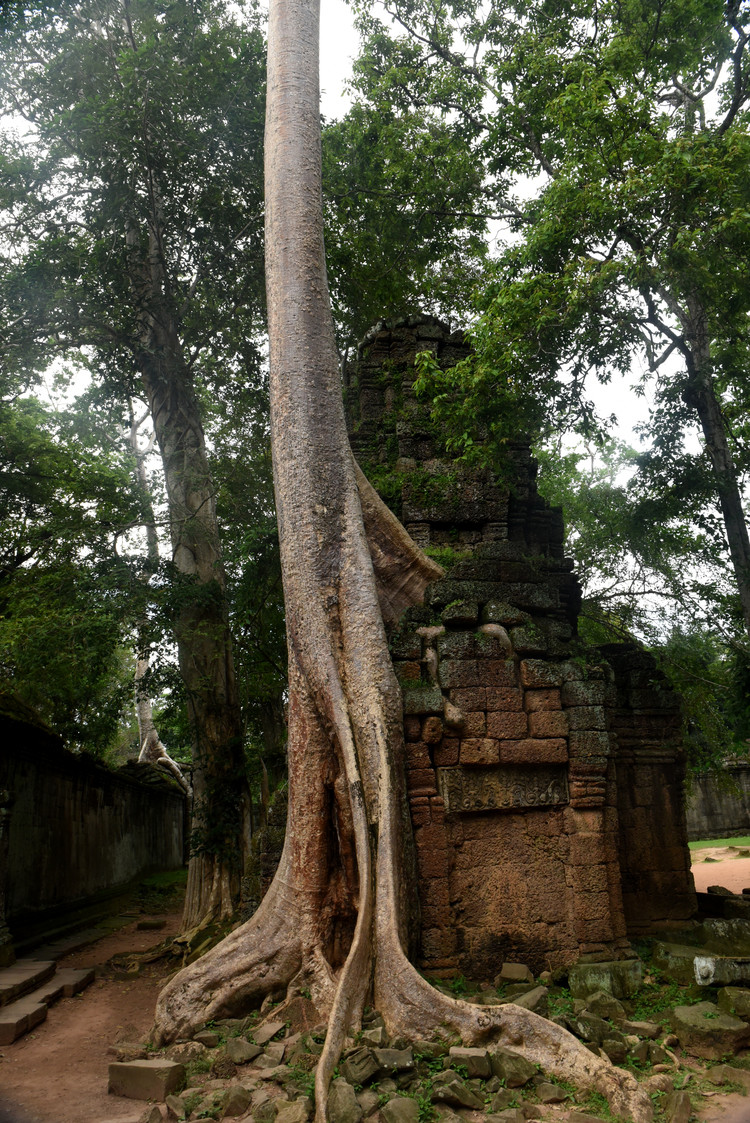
[0,960,55,1008]
[0,997,48,1045]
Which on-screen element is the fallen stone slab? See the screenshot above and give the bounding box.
[328,1077,363,1123]
[704,1062,750,1090]
[663,1090,691,1123]
[108,1059,186,1100]
[253,1018,286,1046]
[671,1002,750,1060]
[488,1048,536,1088]
[448,1046,491,1078]
[510,985,548,1016]
[226,1037,263,1064]
[495,962,534,986]
[568,958,642,999]
[276,1096,313,1123]
[223,1085,254,1117]
[622,1019,660,1039]
[380,1097,419,1123]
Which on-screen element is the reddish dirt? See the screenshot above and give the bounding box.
[0,908,183,1123]
[691,846,750,896]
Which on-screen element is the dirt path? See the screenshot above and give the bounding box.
[691,845,750,896]
[0,908,182,1123]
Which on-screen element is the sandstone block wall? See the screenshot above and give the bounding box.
[686,763,750,841]
[0,711,185,928]
[350,315,697,978]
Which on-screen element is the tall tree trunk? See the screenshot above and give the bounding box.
[152,2,652,1118]
[683,294,750,636]
[135,317,247,931]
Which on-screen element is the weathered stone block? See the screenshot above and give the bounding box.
[328,1078,362,1123]
[372,1047,415,1075]
[404,715,422,741]
[524,689,560,712]
[441,601,479,628]
[519,660,564,689]
[422,717,443,744]
[406,742,431,769]
[566,706,607,731]
[486,711,528,739]
[341,1048,379,1086]
[449,687,486,711]
[108,1060,186,1101]
[561,681,607,707]
[484,660,518,687]
[460,738,500,765]
[718,986,750,1020]
[486,687,523,711]
[568,731,611,758]
[489,1048,536,1087]
[438,660,480,688]
[671,1002,750,1059]
[510,986,549,1016]
[499,738,567,764]
[224,1086,255,1117]
[481,601,531,627]
[447,1046,491,1078]
[528,711,568,738]
[463,711,486,736]
[381,1097,420,1123]
[403,685,445,714]
[433,741,459,766]
[509,626,547,654]
[226,1038,263,1064]
[568,959,643,999]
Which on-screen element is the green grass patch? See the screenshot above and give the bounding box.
[689,836,750,850]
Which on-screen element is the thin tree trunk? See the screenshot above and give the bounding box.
[683,294,750,635]
[152,2,652,1118]
[128,404,190,794]
[135,318,247,931]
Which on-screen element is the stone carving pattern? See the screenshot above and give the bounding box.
[437,765,569,814]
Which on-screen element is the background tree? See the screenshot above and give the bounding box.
[356,0,750,641]
[152,1,652,1118]
[0,0,267,928]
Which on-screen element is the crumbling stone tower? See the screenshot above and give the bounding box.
[346,315,697,977]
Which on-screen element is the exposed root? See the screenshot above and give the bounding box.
[153,847,303,1045]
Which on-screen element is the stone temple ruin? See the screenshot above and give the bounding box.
[345,315,697,979]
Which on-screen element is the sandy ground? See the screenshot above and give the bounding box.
[691,845,750,896]
[0,908,182,1123]
[2,853,750,1122]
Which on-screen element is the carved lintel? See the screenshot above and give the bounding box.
[436,764,569,814]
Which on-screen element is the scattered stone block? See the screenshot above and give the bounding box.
[226,1037,263,1064]
[664,1090,691,1123]
[704,1062,750,1089]
[718,987,750,1020]
[276,1097,313,1123]
[139,1106,164,1123]
[568,959,643,999]
[536,1082,568,1103]
[510,986,548,1016]
[380,1097,420,1123]
[361,1025,388,1046]
[166,1041,208,1063]
[671,1002,750,1059]
[193,1030,220,1048]
[341,1047,379,1086]
[165,1093,188,1120]
[253,1019,286,1046]
[328,1078,363,1123]
[431,1078,484,1110]
[222,1085,253,1117]
[489,1048,536,1087]
[372,1047,414,1076]
[356,1089,381,1118]
[495,962,534,986]
[488,1089,514,1111]
[108,1060,186,1101]
[447,1046,491,1078]
[584,991,625,1021]
[622,1019,660,1039]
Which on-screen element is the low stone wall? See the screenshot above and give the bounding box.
[0,711,185,928]
[686,764,750,841]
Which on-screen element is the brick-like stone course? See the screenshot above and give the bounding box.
[349,317,695,978]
